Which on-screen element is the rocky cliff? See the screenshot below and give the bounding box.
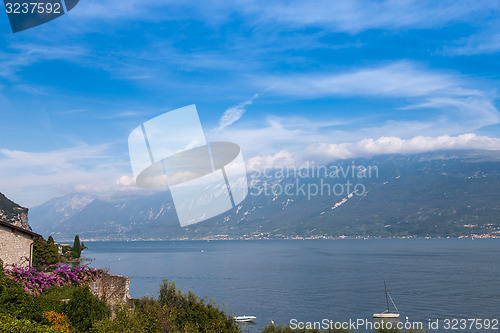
[0,192,31,231]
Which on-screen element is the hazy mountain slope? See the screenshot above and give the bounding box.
[29,150,500,241]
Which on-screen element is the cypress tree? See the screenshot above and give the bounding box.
[46,236,59,264]
[72,235,81,258]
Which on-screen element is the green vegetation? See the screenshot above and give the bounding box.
[33,234,89,267]
[70,235,87,259]
[33,236,59,266]
[0,264,241,333]
[94,279,240,333]
[65,287,110,332]
[0,312,64,333]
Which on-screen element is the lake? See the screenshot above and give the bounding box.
[84,239,500,332]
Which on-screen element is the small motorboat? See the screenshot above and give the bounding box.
[373,281,400,319]
[234,315,257,322]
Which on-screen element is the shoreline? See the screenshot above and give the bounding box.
[76,235,500,242]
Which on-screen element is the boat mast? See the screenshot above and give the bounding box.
[384,281,390,312]
[388,292,399,314]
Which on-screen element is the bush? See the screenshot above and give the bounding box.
[3,263,100,295]
[64,286,110,333]
[94,279,241,333]
[44,311,72,332]
[42,284,81,301]
[0,265,112,332]
[0,312,65,333]
[0,270,63,324]
[158,278,240,333]
[93,304,142,333]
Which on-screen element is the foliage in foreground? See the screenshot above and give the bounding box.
[94,278,241,333]
[66,287,110,332]
[3,263,100,295]
[0,266,109,332]
[0,312,65,333]
[1,265,241,333]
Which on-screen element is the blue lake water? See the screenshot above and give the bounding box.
[84,239,500,332]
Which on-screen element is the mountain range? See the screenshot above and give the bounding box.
[28,150,500,241]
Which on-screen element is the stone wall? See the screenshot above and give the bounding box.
[0,223,33,267]
[89,272,131,309]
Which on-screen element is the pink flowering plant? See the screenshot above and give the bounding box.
[3,264,101,295]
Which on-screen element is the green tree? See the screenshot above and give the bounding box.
[33,236,59,266]
[64,287,110,332]
[71,235,81,259]
[46,236,59,265]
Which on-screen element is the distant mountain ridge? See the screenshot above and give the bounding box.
[0,192,31,231]
[28,193,96,234]
[29,150,500,241]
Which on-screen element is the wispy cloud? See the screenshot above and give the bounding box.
[216,93,260,131]
[67,0,500,34]
[0,144,134,207]
[260,61,499,134]
[265,62,473,98]
[233,0,500,33]
[0,43,86,80]
[443,31,500,56]
[70,0,171,20]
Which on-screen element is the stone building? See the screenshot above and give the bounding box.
[0,219,41,267]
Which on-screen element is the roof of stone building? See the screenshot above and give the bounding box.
[0,219,41,238]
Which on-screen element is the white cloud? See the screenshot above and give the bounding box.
[238,0,500,33]
[306,133,500,161]
[247,133,500,170]
[444,31,500,56]
[70,0,170,20]
[265,62,473,98]
[66,0,500,35]
[206,63,499,162]
[114,175,135,186]
[0,144,133,207]
[210,116,345,158]
[217,93,260,131]
[246,150,297,171]
[259,62,500,136]
[0,44,86,80]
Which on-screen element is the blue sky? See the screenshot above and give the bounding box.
[1,0,500,207]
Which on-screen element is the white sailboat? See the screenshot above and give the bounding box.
[373,281,400,319]
[234,315,256,323]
